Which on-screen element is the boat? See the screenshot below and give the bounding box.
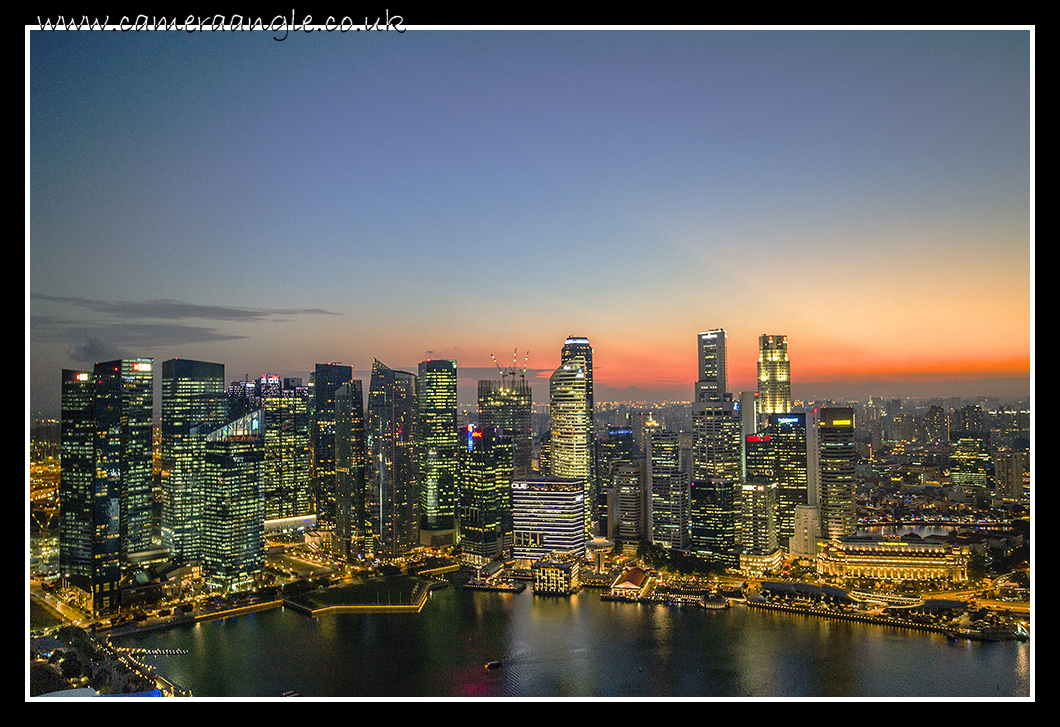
[484,661,502,670]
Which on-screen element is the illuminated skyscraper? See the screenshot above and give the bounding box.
[478,375,532,478]
[757,335,791,416]
[368,359,419,558]
[335,381,369,559]
[550,354,592,533]
[262,390,312,522]
[816,408,856,540]
[647,428,688,549]
[768,412,808,546]
[160,358,226,563]
[458,424,513,567]
[417,359,458,533]
[511,476,586,561]
[59,359,153,614]
[312,363,353,527]
[202,410,265,592]
[695,329,727,404]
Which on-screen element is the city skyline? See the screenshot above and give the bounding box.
[29,27,1032,417]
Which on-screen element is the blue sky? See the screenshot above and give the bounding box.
[29,27,1032,415]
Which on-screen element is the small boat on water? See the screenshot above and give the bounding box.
[484,661,502,670]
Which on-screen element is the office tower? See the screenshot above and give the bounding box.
[262,390,312,522]
[994,452,1026,499]
[596,426,638,537]
[312,363,353,527]
[744,431,774,480]
[560,337,596,528]
[95,359,155,556]
[768,412,808,546]
[417,359,458,533]
[561,336,594,426]
[458,424,513,567]
[59,359,153,614]
[59,369,119,615]
[695,329,727,404]
[335,381,369,559]
[950,404,985,439]
[478,374,532,478]
[757,335,791,416]
[647,428,689,549]
[160,358,226,563]
[689,478,739,566]
[549,354,592,519]
[789,504,820,558]
[368,359,418,558]
[614,458,648,544]
[511,476,586,561]
[741,478,778,556]
[817,408,856,540]
[951,436,992,487]
[201,410,265,592]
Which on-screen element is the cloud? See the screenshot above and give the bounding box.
[31,294,340,321]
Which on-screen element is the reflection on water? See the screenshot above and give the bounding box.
[116,583,1031,698]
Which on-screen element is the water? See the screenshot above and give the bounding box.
[114,583,1031,698]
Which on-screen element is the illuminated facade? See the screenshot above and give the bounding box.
[695,329,727,404]
[690,478,739,567]
[368,359,419,559]
[549,355,592,532]
[335,381,369,559]
[478,377,533,478]
[263,391,312,522]
[532,557,580,595]
[160,358,226,564]
[459,425,513,566]
[417,359,458,532]
[202,410,265,592]
[757,334,791,416]
[647,428,688,549]
[312,363,353,527]
[614,458,648,544]
[511,476,586,561]
[816,537,969,582]
[768,412,808,546]
[740,478,777,556]
[816,408,856,541]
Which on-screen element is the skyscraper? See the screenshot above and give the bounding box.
[417,359,458,533]
[478,376,532,478]
[695,329,727,404]
[511,476,586,561]
[312,363,353,527]
[262,390,312,522]
[647,427,689,549]
[757,335,791,416]
[368,359,418,558]
[202,409,265,592]
[458,424,512,567]
[768,412,808,546]
[335,381,369,559]
[816,407,856,541]
[549,354,592,533]
[59,359,153,615]
[160,358,226,563]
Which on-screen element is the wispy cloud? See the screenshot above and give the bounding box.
[32,294,340,321]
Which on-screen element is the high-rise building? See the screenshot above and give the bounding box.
[695,329,727,404]
[59,359,154,614]
[312,363,353,527]
[614,458,648,544]
[417,359,458,533]
[202,410,265,592]
[757,335,791,416]
[994,452,1026,499]
[549,354,592,534]
[335,381,369,559]
[160,358,226,563]
[740,478,778,556]
[458,424,513,567]
[647,428,689,550]
[816,408,856,541]
[478,376,532,478]
[689,478,739,566]
[511,476,586,561]
[262,390,312,522]
[368,359,418,558]
[768,412,808,546]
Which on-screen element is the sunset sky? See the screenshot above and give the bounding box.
[28,27,1032,415]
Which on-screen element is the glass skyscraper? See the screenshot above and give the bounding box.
[312,363,353,527]
[417,359,458,533]
[160,358,226,563]
[757,334,791,416]
[549,354,592,533]
[368,359,418,558]
[335,381,369,559]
